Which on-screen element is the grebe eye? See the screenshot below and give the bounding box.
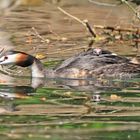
[4,56,8,60]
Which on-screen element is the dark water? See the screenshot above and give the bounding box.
[0,0,140,140]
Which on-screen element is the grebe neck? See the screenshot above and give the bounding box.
[31,58,46,78]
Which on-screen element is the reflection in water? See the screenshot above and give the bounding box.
[0,85,35,99]
[0,71,139,113]
[0,85,35,111]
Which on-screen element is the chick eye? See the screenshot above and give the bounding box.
[4,56,8,60]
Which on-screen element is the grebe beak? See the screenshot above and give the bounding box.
[0,53,18,65]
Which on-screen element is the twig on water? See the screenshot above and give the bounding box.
[57,7,85,26]
[88,0,140,20]
[121,0,140,20]
[0,48,5,57]
[88,0,119,7]
[40,45,89,60]
[83,20,96,37]
[57,7,97,38]
[31,27,49,43]
[94,25,137,32]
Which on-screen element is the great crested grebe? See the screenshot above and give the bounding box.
[0,48,139,79]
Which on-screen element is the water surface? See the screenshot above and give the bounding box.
[0,0,140,140]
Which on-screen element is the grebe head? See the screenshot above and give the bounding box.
[0,50,46,78]
[0,50,34,67]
